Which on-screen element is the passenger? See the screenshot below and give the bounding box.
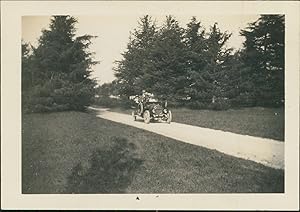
[141,90,153,103]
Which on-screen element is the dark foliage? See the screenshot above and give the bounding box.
[22,16,98,113]
[93,80,133,108]
[114,15,157,96]
[239,15,284,107]
[110,15,284,110]
[65,137,143,193]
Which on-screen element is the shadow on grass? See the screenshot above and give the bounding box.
[65,137,143,193]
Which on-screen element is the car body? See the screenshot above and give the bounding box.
[131,95,172,124]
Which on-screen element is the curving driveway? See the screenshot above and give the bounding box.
[89,107,284,169]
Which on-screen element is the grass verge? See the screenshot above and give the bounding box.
[109,107,284,141]
[22,111,284,193]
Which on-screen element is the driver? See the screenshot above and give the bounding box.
[141,90,154,103]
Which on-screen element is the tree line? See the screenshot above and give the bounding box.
[98,15,284,109]
[22,15,284,113]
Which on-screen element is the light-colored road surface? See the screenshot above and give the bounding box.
[89,107,284,169]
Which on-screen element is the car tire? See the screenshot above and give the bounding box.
[167,110,172,124]
[132,111,136,121]
[138,103,143,115]
[143,110,151,124]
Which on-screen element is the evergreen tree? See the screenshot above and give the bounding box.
[22,41,35,110]
[114,16,235,108]
[219,51,251,106]
[22,16,98,112]
[183,17,210,107]
[96,80,120,98]
[184,22,232,108]
[114,15,157,96]
[204,23,232,103]
[22,42,33,91]
[240,15,284,106]
[148,16,188,102]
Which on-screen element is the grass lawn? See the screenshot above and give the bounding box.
[110,107,284,141]
[22,111,284,193]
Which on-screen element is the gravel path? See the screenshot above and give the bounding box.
[89,107,284,169]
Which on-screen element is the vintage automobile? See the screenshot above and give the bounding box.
[130,94,172,124]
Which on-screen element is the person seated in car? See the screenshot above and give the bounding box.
[135,90,152,115]
[141,90,153,103]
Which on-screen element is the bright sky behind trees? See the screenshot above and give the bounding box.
[22,15,259,85]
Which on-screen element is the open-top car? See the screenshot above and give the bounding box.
[130,94,172,124]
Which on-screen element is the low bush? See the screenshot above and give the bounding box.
[208,98,231,111]
[230,93,256,107]
[22,81,95,113]
[93,96,133,109]
[66,136,143,193]
[183,98,230,110]
[186,101,208,110]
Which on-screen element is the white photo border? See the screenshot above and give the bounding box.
[1,0,299,210]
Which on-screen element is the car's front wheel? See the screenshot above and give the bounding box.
[143,110,151,124]
[166,110,172,124]
[132,111,136,121]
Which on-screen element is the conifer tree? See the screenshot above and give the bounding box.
[204,23,232,103]
[148,16,188,102]
[240,15,284,106]
[184,21,232,108]
[22,16,98,112]
[183,17,209,107]
[114,15,157,96]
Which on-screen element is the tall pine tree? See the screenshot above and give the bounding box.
[183,17,210,107]
[148,16,188,102]
[114,15,157,96]
[184,21,232,108]
[240,15,284,106]
[22,16,98,112]
[204,23,232,104]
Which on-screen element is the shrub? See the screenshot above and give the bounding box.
[208,98,231,110]
[65,137,143,193]
[93,96,133,109]
[93,96,121,108]
[231,93,256,107]
[167,100,185,108]
[186,101,207,110]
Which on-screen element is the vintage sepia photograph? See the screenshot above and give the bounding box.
[1,0,299,210]
[21,13,285,193]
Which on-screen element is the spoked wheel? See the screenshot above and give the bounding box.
[166,110,172,124]
[132,111,136,121]
[138,103,144,116]
[143,110,151,124]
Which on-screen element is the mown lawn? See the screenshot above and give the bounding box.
[110,107,284,141]
[22,111,284,193]
[172,107,284,141]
